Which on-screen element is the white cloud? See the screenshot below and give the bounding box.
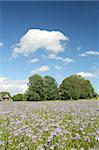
[47,53,74,64]
[0,76,28,95]
[30,58,39,63]
[0,42,4,48]
[77,70,99,78]
[11,29,69,58]
[31,65,49,74]
[80,50,99,57]
[55,65,62,70]
[77,72,95,78]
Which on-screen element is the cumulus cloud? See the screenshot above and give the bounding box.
[80,50,99,57]
[77,72,95,78]
[30,58,39,63]
[0,42,4,48]
[47,53,74,64]
[0,76,28,95]
[77,70,99,78]
[11,29,69,58]
[31,65,49,74]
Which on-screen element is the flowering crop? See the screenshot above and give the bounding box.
[0,100,99,150]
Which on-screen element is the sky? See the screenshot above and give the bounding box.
[0,1,99,95]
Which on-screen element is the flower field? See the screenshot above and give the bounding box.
[0,100,99,150]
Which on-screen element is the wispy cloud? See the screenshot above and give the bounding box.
[47,53,74,65]
[30,58,39,63]
[55,65,62,70]
[79,50,99,57]
[11,29,69,59]
[31,65,49,74]
[76,46,82,51]
[0,76,28,95]
[0,42,4,48]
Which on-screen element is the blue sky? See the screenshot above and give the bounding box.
[0,1,99,95]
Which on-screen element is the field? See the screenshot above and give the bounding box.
[0,100,99,150]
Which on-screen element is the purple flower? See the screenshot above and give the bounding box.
[74,133,81,140]
[37,145,44,150]
[0,140,4,145]
[85,136,90,142]
[95,135,99,141]
[96,130,99,135]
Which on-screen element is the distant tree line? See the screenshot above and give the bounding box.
[11,74,98,101]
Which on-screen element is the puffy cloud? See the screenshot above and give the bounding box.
[31,65,49,74]
[77,72,95,78]
[30,58,39,63]
[0,76,28,95]
[77,70,99,78]
[0,42,4,48]
[11,29,69,58]
[80,50,99,57]
[47,53,74,64]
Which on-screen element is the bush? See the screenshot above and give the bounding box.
[12,94,27,101]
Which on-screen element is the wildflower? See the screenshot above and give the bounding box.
[96,130,99,135]
[50,145,54,150]
[0,131,2,135]
[80,148,84,150]
[79,127,84,131]
[37,145,44,150]
[85,136,90,142]
[75,133,81,140]
[18,142,25,148]
[0,140,4,146]
[14,132,19,136]
[95,135,99,141]
[8,139,12,144]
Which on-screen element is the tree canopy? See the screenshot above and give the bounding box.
[1,74,97,101]
[26,74,96,101]
[0,91,11,98]
[42,76,59,100]
[26,74,59,101]
[12,94,27,101]
[26,74,43,101]
[59,75,96,100]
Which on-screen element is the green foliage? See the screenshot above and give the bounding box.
[79,79,96,99]
[0,91,11,98]
[2,74,96,101]
[26,74,59,101]
[26,74,43,101]
[43,76,59,100]
[59,75,96,100]
[12,94,27,101]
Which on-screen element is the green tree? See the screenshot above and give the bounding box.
[26,74,43,101]
[0,91,11,99]
[12,93,27,101]
[59,75,96,100]
[79,79,96,99]
[43,76,59,100]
